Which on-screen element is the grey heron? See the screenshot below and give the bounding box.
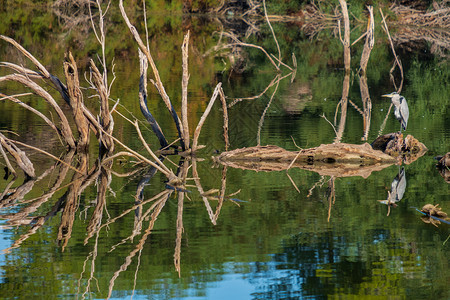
[382,92,409,131]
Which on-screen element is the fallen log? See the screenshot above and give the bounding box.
[213,143,397,178]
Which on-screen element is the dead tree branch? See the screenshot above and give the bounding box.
[64,52,90,150]
[119,0,186,150]
[138,50,168,148]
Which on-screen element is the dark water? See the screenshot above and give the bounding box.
[0,4,449,299]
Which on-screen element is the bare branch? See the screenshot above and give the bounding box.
[181,31,190,149]
[192,83,222,151]
[119,0,186,149]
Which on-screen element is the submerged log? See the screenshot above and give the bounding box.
[213,143,397,178]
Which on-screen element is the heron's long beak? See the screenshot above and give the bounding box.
[381,94,393,98]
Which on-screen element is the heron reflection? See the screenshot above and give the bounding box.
[382,92,409,132]
[379,167,406,214]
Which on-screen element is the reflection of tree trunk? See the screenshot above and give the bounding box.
[214,166,228,224]
[2,150,76,253]
[327,177,336,223]
[192,159,216,224]
[85,163,111,243]
[257,77,280,146]
[359,75,372,141]
[174,192,184,277]
[107,191,171,299]
[58,153,89,251]
[334,74,350,143]
[133,159,165,237]
[173,158,190,276]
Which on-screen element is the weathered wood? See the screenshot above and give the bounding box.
[435,152,450,183]
[435,152,450,168]
[58,153,89,251]
[119,0,186,150]
[90,59,114,154]
[64,52,90,150]
[0,74,76,148]
[371,133,427,164]
[218,87,230,151]
[214,144,397,178]
[192,83,222,151]
[1,35,100,138]
[421,204,448,219]
[138,49,168,148]
[359,6,374,74]
[216,144,396,163]
[338,0,351,73]
[181,31,190,150]
[0,133,35,178]
[359,75,372,141]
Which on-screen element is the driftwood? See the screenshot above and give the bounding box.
[214,144,397,178]
[371,133,428,164]
[435,153,450,169]
[420,204,450,227]
[421,204,448,219]
[64,52,90,150]
[89,59,114,154]
[435,153,450,183]
[391,4,450,28]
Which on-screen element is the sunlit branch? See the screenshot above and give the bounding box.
[192,83,222,151]
[218,87,230,151]
[181,31,190,149]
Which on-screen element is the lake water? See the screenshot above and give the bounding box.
[0,3,449,299]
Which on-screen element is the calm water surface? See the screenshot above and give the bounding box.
[0,5,449,300]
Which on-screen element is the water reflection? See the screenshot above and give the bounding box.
[378,167,406,216]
